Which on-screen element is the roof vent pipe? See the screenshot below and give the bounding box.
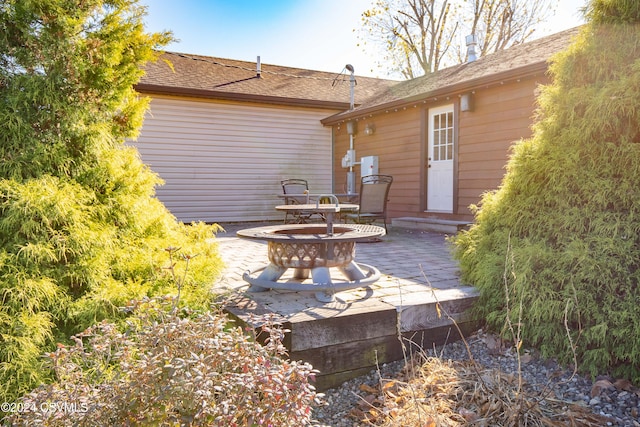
[466,35,478,62]
[345,64,355,110]
[257,56,261,78]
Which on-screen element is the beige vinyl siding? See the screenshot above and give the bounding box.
[133,96,337,223]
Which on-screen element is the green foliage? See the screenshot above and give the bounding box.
[587,0,640,24]
[8,298,319,427]
[0,0,223,402]
[453,0,640,382]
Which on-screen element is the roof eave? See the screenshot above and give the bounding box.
[135,83,352,110]
[321,61,549,125]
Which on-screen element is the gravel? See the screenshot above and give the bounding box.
[311,331,640,426]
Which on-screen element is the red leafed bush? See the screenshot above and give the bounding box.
[8,298,320,426]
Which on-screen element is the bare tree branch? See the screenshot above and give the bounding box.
[359,0,555,79]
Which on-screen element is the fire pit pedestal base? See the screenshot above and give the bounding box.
[236,224,385,302]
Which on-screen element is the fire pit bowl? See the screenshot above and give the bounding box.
[236,224,385,302]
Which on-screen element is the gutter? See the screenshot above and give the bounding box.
[321,60,550,125]
[135,83,353,111]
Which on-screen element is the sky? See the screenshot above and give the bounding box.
[139,0,588,78]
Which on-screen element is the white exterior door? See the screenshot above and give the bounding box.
[427,105,454,212]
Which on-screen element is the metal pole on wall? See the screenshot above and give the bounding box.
[346,64,356,194]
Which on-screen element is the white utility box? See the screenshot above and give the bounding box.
[361,155,379,177]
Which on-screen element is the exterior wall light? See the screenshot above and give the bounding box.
[364,123,375,135]
[460,93,473,112]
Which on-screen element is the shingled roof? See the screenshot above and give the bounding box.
[137,26,581,120]
[136,52,397,110]
[322,26,582,124]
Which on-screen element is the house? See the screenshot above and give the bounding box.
[133,26,580,225]
[323,26,581,228]
[134,54,394,223]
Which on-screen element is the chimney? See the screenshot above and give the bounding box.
[466,35,478,62]
[256,56,261,78]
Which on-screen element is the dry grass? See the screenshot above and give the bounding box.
[344,257,617,426]
[347,343,615,427]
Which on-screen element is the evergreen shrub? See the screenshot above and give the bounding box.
[453,0,640,381]
[0,0,223,402]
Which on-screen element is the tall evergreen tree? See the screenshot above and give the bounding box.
[0,0,222,401]
[454,0,640,381]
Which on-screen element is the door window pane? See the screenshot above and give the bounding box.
[432,112,454,161]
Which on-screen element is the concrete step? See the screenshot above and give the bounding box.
[392,217,471,234]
